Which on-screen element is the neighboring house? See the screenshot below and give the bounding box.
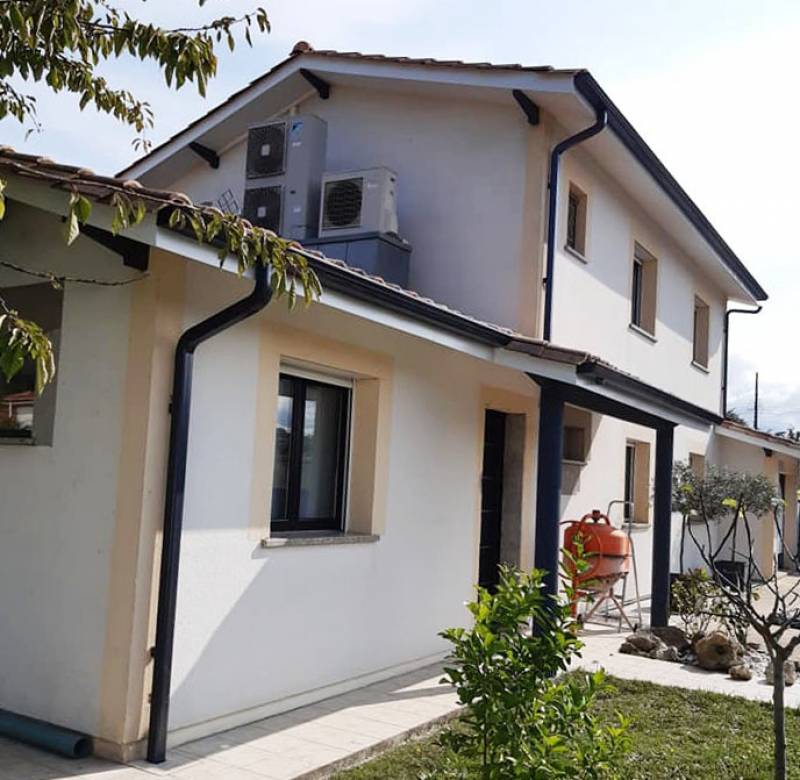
[0,43,798,762]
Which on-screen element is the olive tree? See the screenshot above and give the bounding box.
[679,467,798,780]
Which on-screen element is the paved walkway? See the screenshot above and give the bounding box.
[573,581,800,708]
[0,664,459,780]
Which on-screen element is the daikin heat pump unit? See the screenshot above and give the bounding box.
[242,115,327,240]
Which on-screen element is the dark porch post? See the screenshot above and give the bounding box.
[651,424,675,627]
[534,382,565,598]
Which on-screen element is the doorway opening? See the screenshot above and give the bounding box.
[479,410,525,590]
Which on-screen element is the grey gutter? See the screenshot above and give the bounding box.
[572,70,768,302]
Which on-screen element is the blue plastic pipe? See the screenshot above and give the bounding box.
[0,709,91,758]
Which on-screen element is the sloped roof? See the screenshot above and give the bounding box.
[118,42,574,178]
[719,419,800,453]
[0,144,587,362]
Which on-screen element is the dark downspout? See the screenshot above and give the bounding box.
[147,264,272,763]
[542,108,608,342]
[722,305,762,417]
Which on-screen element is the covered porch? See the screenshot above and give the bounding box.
[508,353,724,628]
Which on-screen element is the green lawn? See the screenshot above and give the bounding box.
[335,677,800,779]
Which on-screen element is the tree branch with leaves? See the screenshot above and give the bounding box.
[0,1,321,397]
[679,468,797,780]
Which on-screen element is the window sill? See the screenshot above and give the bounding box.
[562,458,587,467]
[628,323,657,343]
[564,245,588,264]
[0,436,35,446]
[261,531,380,549]
[690,360,710,374]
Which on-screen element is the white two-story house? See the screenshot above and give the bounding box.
[0,43,797,763]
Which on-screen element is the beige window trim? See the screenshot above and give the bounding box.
[252,323,392,543]
[630,243,658,337]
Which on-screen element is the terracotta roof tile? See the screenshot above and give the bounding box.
[117,45,574,178]
[0,144,582,359]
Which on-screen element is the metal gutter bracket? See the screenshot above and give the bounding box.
[188,142,220,169]
[512,89,540,125]
[300,68,331,99]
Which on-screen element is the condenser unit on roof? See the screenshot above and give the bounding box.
[319,167,399,239]
[242,114,327,240]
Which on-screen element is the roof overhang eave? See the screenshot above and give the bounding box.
[570,70,767,303]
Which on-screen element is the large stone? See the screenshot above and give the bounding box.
[694,631,739,671]
[655,645,681,663]
[729,664,752,681]
[624,632,663,654]
[766,660,797,687]
[651,625,691,652]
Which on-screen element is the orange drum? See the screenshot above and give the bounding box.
[563,510,631,583]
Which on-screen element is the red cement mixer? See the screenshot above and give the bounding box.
[562,510,635,630]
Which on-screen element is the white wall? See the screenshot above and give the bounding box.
[551,151,727,412]
[168,268,538,734]
[169,85,536,335]
[0,203,136,733]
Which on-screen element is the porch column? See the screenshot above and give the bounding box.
[534,382,564,598]
[651,424,675,626]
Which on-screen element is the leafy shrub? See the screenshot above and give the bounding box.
[671,568,718,637]
[438,566,629,778]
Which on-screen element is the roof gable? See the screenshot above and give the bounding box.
[117,44,767,303]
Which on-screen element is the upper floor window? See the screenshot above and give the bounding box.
[689,452,706,479]
[271,371,351,532]
[630,243,657,337]
[692,296,710,368]
[566,184,587,257]
[0,283,62,445]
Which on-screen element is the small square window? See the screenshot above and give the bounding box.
[563,426,586,463]
[271,371,351,532]
[0,283,62,444]
[692,296,710,368]
[566,184,587,256]
[630,244,657,336]
[689,452,706,479]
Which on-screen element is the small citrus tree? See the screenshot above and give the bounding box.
[439,565,629,778]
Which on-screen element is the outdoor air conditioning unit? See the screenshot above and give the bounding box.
[318,167,398,239]
[242,114,327,240]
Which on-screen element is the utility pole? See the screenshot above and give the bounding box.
[754,372,760,430]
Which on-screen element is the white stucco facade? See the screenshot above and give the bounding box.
[0,203,138,735]
[1,47,796,764]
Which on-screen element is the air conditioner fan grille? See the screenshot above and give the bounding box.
[323,178,363,229]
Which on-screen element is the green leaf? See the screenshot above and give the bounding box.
[63,209,80,245]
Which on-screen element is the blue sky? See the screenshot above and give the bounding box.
[4,0,799,429]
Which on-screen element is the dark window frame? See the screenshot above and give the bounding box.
[271,372,351,533]
[631,257,644,328]
[566,184,587,256]
[623,442,636,521]
[567,191,579,251]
